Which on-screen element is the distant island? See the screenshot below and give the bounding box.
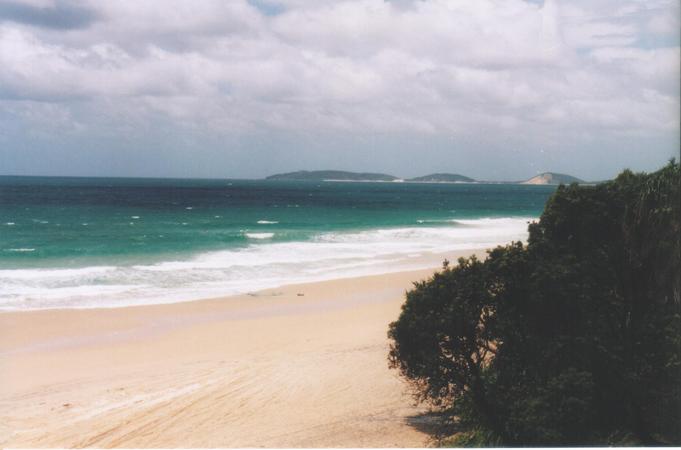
[265,170,398,182]
[520,172,584,185]
[265,170,588,185]
[406,173,475,183]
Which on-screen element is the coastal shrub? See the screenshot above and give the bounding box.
[388,161,681,446]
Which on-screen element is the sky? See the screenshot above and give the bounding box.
[0,0,679,181]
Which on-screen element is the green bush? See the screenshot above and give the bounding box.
[388,161,681,446]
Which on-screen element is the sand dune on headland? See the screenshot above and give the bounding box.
[0,249,484,448]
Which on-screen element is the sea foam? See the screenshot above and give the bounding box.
[0,217,534,311]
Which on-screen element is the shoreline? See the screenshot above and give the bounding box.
[0,248,479,313]
[0,215,534,311]
[0,248,487,447]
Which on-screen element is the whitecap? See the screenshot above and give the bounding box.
[257,220,278,224]
[245,232,275,239]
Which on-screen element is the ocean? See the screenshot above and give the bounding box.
[0,176,556,310]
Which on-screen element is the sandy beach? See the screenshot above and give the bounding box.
[0,249,485,448]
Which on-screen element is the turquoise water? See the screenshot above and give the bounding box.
[0,176,555,309]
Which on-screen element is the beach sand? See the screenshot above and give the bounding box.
[0,249,485,448]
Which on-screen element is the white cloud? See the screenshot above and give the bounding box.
[0,0,678,141]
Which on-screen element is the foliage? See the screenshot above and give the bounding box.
[388,161,681,446]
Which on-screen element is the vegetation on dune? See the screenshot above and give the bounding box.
[388,161,681,446]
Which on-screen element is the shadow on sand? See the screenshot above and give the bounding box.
[406,410,463,445]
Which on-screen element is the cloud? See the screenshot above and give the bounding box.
[0,0,678,178]
[0,0,99,30]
